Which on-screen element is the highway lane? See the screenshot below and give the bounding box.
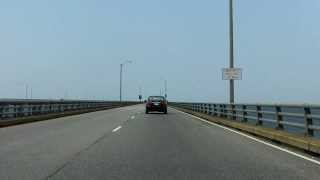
[0,105,141,180]
[1,104,320,180]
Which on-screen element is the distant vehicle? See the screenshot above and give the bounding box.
[146,96,167,114]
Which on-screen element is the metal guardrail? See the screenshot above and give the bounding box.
[170,102,320,138]
[0,99,139,120]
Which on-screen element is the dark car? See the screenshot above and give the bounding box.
[146,96,167,114]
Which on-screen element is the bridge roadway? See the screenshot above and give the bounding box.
[0,104,319,180]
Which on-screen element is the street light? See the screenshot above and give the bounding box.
[139,86,142,102]
[120,60,132,102]
[164,79,167,99]
[25,84,28,99]
[229,0,235,104]
[160,78,167,99]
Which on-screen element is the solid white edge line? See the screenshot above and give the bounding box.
[173,108,320,166]
[112,126,122,132]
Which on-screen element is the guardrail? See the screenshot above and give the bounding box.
[0,99,139,120]
[170,102,320,138]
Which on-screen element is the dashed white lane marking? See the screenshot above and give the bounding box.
[131,116,135,119]
[173,108,320,166]
[112,126,122,132]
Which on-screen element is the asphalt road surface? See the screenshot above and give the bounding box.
[0,104,319,180]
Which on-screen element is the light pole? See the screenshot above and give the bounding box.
[229,0,235,104]
[120,60,132,102]
[164,79,167,99]
[30,87,33,99]
[160,78,167,99]
[25,84,28,99]
[139,86,142,102]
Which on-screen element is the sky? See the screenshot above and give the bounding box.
[0,0,319,103]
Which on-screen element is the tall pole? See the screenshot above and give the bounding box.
[119,60,132,103]
[229,0,235,104]
[30,87,33,99]
[139,86,142,102]
[25,85,28,99]
[120,64,123,102]
[164,80,167,99]
[64,90,68,99]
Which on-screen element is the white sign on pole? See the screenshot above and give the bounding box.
[222,68,242,80]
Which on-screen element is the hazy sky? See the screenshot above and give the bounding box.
[0,0,319,103]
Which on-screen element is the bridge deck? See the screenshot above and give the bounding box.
[0,104,319,180]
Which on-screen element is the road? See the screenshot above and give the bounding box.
[0,104,319,180]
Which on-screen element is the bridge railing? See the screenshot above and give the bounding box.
[170,102,320,138]
[0,99,139,120]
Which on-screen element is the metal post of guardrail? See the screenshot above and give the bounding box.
[304,107,314,136]
[221,104,224,117]
[276,106,284,130]
[213,104,217,116]
[30,104,34,116]
[11,105,15,118]
[256,105,263,125]
[15,105,19,117]
[242,105,247,122]
[0,106,3,119]
[231,104,236,120]
[220,104,224,117]
[223,104,228,118]
[0,106,2,119]
[211,104,214,115]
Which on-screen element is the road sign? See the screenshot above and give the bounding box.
[222,68,242,80]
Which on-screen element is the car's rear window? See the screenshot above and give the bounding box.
[149,97,165,101]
